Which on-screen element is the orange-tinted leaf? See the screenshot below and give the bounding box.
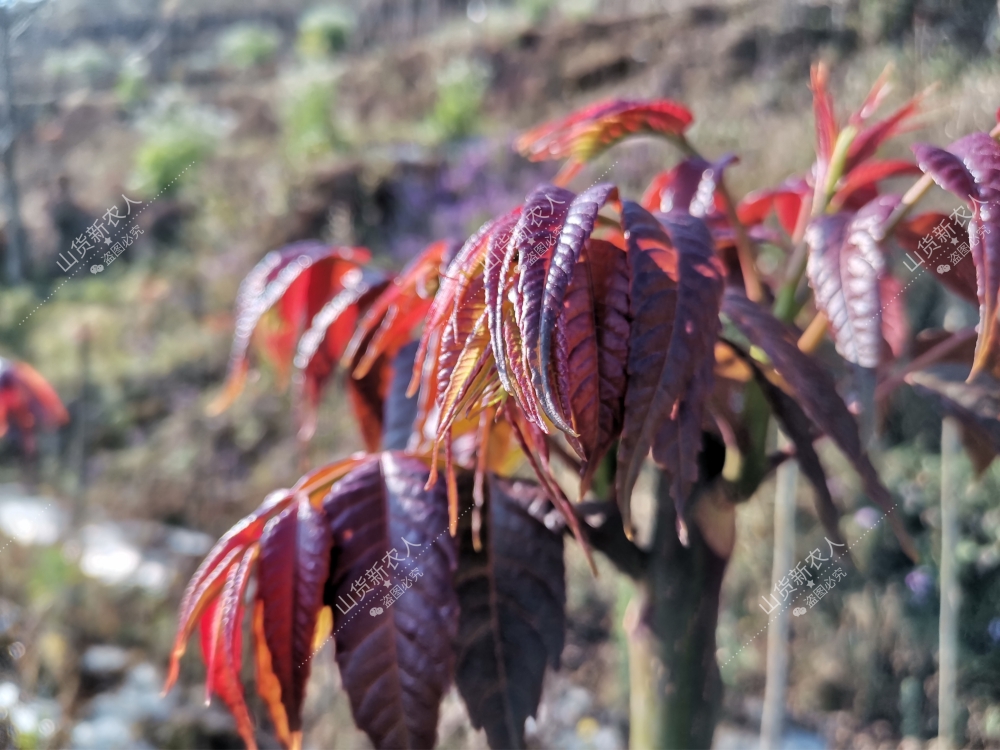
[0,359,68,455]
[201,546,258,750]
[166,489,295,692]
[348,240,455,379]
[210,243,370,414]
[515,99,694,173]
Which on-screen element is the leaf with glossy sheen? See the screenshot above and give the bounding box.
[209,243,370,414]
[913,135,1000,377]
[256,496,333,738]
[806,195,898,368]
[616,204,725,531]
[537,184,619,430]
[347,240,455,379]
[323,452,459,750]
[515,99,693,167]
[165,489,296,691]
[454,473,566,750]
[201,547,258,750]
[721,290,917,560]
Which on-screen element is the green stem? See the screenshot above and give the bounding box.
[938,416,962,749]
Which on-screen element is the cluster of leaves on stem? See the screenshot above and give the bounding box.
[167,63,1000,749]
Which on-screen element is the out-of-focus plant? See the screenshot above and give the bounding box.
[218,23,281,71]
[0,357,67,457]
[163,64,1000,750]
[281,74,339,160]
[130,97,223,197]
[115,56,150,109]
[296,5,355,60]
[429,59,489,142]
[43,42,114,89]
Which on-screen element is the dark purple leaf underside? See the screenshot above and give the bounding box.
[454,474,566,750]
[323,453,458,750]
[721,291,917,560]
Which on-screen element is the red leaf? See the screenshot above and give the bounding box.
[256,495,333,735]
[0,359,68,455]
[210,243,370,414]
[515,99,694,169]
[831,159,921,210]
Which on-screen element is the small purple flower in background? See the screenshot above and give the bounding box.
[989,617,1000,644]
[854,506,881,529]
[905,567,934,604]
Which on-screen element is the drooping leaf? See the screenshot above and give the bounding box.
[907,363,1000,475]
[746,359,849,548]
[913,134,1000,377]
[805,195,898,368]
[347,240,455,380]
[209,243,370,414]
[454,473,565,750]
[515,99,694,180]
[323,452,459,750]
[201,547,258,750]
[616,203,725,531]
[293,269,388,441]
[166,489,296,691]
[255,495,333,741]
[382,341,420,452]
[737,179,809,237]
[721,290,918,560]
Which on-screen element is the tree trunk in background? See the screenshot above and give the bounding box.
[648,471,729,749]
[760,435,799,749]
[938,416,962,749]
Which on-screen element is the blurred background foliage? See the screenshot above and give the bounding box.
[1,0,1000,748]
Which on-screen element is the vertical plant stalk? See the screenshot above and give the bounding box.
[624,593,661,750]
[72,326,91,527]
[649,471,729,749]
[0,7,25,285]
[759,431,798,749]
[938,415,962,749]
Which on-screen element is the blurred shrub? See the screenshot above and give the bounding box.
[517,0,556,24]
[297,5,355,59]
[115,56,150,109]
[430,59,490,142]
[282,74,339,160]
[130,95,226,197]
[217,23,281,70]
[43,42,115,89]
